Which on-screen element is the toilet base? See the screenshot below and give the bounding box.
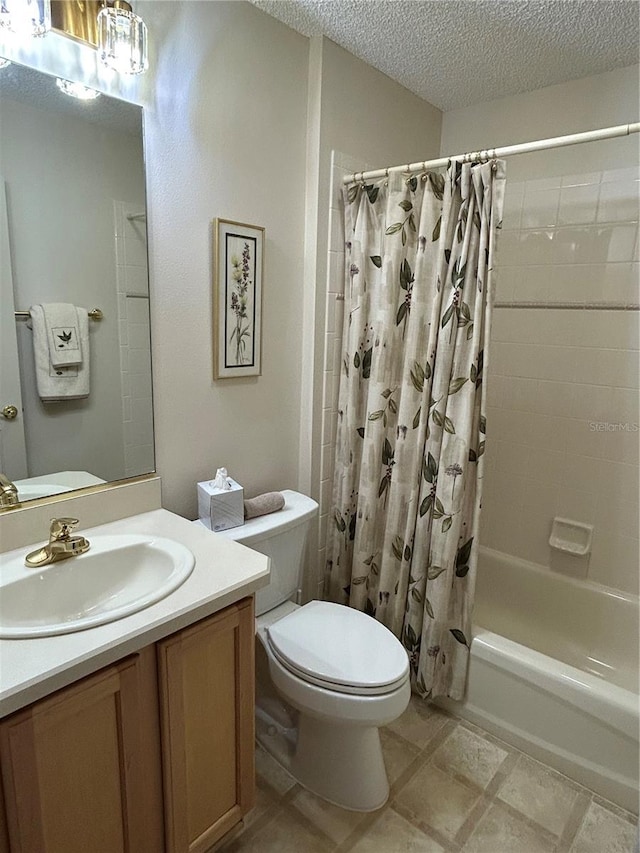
[256,697,389,811]
[291,715,390,811]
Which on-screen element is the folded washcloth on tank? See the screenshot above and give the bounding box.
[244,491,285,520]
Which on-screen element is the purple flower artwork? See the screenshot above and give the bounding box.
[228,241,253,365]
[214,219,264,379]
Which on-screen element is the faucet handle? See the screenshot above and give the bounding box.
[0,472,17,492]
[0,473,19,508]
[49,517,79,541]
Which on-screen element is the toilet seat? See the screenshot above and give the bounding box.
[266,600,409,697]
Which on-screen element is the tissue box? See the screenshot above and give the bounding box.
[197,477,244,532]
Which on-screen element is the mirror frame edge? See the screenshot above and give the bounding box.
[0,473,159,514]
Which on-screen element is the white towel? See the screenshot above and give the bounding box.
[30,305,90,401]
[41,302,83,367]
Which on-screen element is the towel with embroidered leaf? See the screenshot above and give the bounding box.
[41,302,84,367]
[30,304,90,401]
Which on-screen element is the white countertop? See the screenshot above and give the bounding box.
[0,508,270,718]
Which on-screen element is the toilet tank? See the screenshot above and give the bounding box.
[217,490,318,616]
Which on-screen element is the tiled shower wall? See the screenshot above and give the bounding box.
[483,166,639,594]
[114,201,154,478]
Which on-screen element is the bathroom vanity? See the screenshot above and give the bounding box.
[0,505,270,853]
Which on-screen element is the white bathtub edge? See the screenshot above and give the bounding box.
[472,627,638,739]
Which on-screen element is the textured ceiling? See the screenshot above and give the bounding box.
[251,0,640,111]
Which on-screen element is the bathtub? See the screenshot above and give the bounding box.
[437,547,639,814]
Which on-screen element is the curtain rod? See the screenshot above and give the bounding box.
[343,122,640,184]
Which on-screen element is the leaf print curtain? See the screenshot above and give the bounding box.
[326,161,506,701]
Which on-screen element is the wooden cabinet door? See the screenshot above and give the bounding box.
[0,769,10,853]
[158,598,255,853]
[0,648,163,853]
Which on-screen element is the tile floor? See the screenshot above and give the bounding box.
[224,698,638,853]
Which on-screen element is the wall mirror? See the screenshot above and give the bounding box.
[0,60,154,508]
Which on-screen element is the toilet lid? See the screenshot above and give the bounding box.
[266,600,409,693]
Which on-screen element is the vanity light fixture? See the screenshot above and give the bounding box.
[55,77,100,100]
[51,0,147,75]
[1,1,148,74]
[0,0,51,37]
[97,1,147,75]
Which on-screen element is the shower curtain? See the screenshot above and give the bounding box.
[326,160,505,700]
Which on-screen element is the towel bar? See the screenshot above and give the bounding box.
[14,308,104,321]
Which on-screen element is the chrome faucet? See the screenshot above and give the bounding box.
[0,473,19,508]
[25,518,91,568]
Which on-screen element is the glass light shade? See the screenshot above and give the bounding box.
[56,78,101,100]
[97,4,147,75]
[0,0,51,36]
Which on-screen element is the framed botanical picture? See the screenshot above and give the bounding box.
[213,218,264,379]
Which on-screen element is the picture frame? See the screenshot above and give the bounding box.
[212,218,264,379]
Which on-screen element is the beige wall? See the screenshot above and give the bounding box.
[141,1,309,516]
[441,65,640,180]
[441,66,640,594]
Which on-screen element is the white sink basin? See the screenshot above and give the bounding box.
[14,472,107,503]
[17,484,73,501]
[0,534,195,638]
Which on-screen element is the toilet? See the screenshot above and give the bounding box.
[209,489,411,812]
